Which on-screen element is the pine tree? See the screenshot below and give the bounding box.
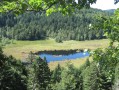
[51,64,62,83]
[113,63,119,90]
[34,57,51,90]
[53,64,82,90]
[0,48,27,90]
[83,62,99,90]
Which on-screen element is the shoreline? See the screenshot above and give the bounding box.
[3,39,109,60]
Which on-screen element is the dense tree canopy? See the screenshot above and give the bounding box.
[0,0,119,15]
[0,0,97,15]
[0,0,119,90]
[0,8,113,41]
[0,48,27,90]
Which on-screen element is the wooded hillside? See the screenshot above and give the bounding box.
[0,8,113,41]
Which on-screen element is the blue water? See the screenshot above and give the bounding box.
[39,51,89,63]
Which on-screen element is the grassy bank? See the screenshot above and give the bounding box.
[3,39,109,69]
[3,39,109,60]
[48,57,93,70]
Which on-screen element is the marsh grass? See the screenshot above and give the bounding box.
[3,39,110,69]
[48,57,93,70]
[3,39,109,58]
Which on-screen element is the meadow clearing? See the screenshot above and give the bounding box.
[3,39,110,69]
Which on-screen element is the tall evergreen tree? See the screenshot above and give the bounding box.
[33,57,51,90]
[113,63,119,90]
[53,64,82,90]
[0,48,27,90]
[51,64,62,83]
[83,62,99,90]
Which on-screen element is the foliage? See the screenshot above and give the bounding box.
[27,63,39,90]
[90,8,119,90]
[28,51,35,62]
[113,63,119,90]
[55,36,63,43]
[51,64,62,83]
[0,47,27,90]
[83,62,99,90]
[0,37,11,46]
[27,56,51,90]
[52,63,82,90]
[1,0,119,90]
[0,0,97,15]
[33,57,51,89]
[0,8,112,41]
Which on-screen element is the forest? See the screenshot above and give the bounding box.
[0,47,119,90]
[0,0,119,90]
[0,8,112,42]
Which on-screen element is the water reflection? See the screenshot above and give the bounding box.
[39,50,89,62]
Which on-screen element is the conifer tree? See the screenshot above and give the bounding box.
[53,64,82,90]
[0,48,27,90]
[33,57,51,90]
[51,64,62,83]
[113,63,119,90]
[83,62,99,90]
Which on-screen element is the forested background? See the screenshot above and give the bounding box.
[1,7,119,90]
[0,8,113,42]
[1,49,119,90]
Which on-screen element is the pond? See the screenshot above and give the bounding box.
[39,49,90,63]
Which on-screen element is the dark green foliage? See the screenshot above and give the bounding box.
[90,47,118,90]
[83,62,99,90]
[27,57,51,90]
[0,37,12,46]
[0,45,119,90]
[113,63,119,90]
[0,8,112,41]
[27,63,39,90]
[92,46,119,89]
[0,0,119,90]
[0,47,5,66]
[90,9,119,90]
[51,64,62,83]
[79,58,90,72]
[52,64,82,90]
[55,36,63,43]
[0,4,119,90]
[84,58,90,67]
[0,48,27,90]
[28,51,35,63]
[99,72,112,90]
[33,57,51,89]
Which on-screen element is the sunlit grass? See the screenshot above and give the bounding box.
[3,39,110,60]
[49,57,93,70]
[3,39,111,69]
